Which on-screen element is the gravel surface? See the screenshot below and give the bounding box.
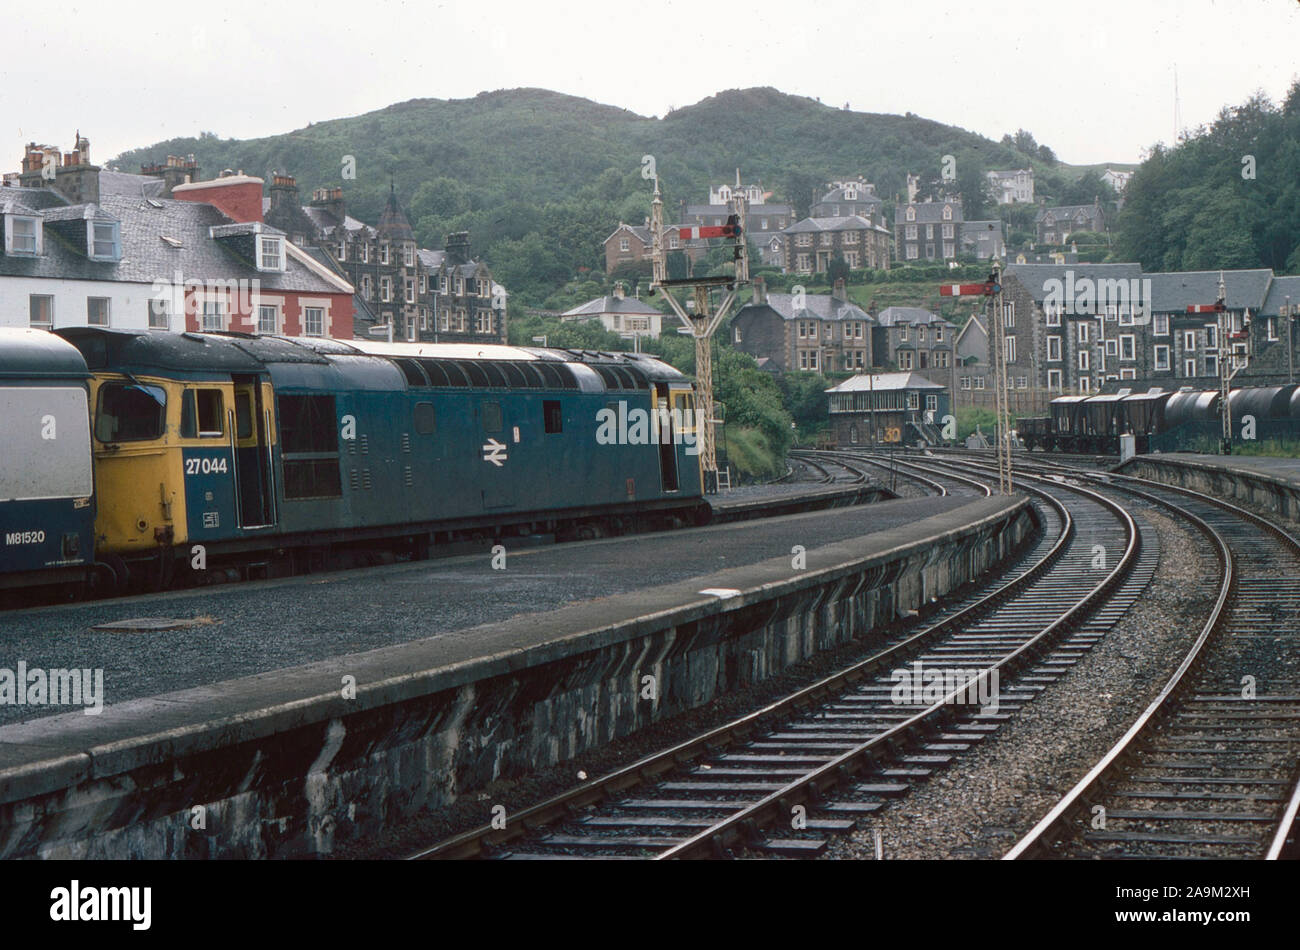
[822,504,1213,859]
[0,494,972,726]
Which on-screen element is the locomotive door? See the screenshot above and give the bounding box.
[231,375,276,529]
[654,382,679,492]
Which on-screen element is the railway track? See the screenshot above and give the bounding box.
[411,459,1156,859]
[987,459,1300,860]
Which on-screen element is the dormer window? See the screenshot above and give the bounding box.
[257,236,284,272]
[90,221,121,261]
[6,215,40,255]
[905,207,915,222]
[942,205,952,220]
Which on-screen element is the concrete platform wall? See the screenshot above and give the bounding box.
[0,497,1033,859]
[1120,456,1300,524]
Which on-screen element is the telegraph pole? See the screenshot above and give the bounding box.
[649,172,749,492]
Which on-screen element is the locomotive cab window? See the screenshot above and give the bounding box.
[181,389,225,438]
[95,382,166,443]
[543,400,562,434]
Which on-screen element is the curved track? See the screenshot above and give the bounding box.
[411,456,1152,859]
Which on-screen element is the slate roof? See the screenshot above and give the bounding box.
[1004,263,1143,302]
[744,293,872,323]
[303,205,372,238]
[263,196,323,241]
[0,192,344,293]
[1260,275,1300,316]
[98,170,166,199]
[783,215,889,235]
[0,186,67,213]
[816,185,882,205]
[684,203,794,217]
[826,371,946,393]
[875,306,951,328]
[1036,203,1102,223]
[895,201,963,225]
[1145,269,1273,312]
[562,295,660,318]
[375,186,415,242]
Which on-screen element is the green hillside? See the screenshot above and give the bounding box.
[111,87,1097,306]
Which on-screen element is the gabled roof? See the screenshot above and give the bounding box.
[783,214,889,235]
[816,185,882,205]
[561,295,661,318]
[826,371,946,393]
[1036,202,1101,223]
[604,222,652,245]
[1146,269,1273,313]
[894,201,962,225]
[1260,274,1300,316]
[875,306,951,328]
[741,293,872,323]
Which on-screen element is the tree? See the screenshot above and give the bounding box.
[827,253,850,288]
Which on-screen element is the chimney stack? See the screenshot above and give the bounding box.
[141,154,202,196]
[752,276,766,306]
[832,278,847,302]
[445,231,471,266]
[269,172,300,212]
[309,186,346,225]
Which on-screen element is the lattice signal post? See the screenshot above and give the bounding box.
[648,174,750,493]
[941,262,1013,493]
[1187,271,1249,455]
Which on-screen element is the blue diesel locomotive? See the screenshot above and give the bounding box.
[0,327,707,595]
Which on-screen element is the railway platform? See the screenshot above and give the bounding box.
[0,491,1032,858]
[1119,453,1300,523]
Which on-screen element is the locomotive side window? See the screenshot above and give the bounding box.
[543,400,562,434]
[481,401,502,433]
[413,401,436,435]
[180,389,225,438]
[277,394,342,499]
[95,382,166,443]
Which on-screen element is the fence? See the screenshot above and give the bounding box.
[953,387,1054,416]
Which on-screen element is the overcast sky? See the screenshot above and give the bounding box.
[3,0,1297,171]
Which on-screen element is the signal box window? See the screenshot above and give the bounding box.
[95,382,166,443]
[179,390,225,438]
[543,400,562,433]
[278,395,342,499]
